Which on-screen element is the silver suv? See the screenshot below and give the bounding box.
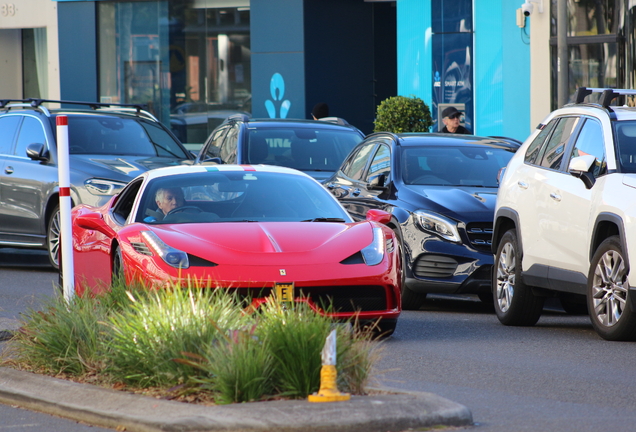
[492,88,636,341]
[0,99,193,269]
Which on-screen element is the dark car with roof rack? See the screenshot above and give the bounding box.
[193,114,365,181]
[323,132,520,309]
[0,98,193,269]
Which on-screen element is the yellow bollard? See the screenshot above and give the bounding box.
[308,330,350,402]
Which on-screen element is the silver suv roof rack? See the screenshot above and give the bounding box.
[574,87,636,107]
[0,98,156,120]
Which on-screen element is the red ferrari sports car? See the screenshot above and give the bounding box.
[70,165,402,334]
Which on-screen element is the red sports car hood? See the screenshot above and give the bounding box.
[139,222,375,266]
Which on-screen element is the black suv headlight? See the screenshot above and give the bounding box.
[414,210,461,243]
[85,178,127,196]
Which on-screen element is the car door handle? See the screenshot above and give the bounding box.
[4,166,13,174]
[550,192,561,202]
[351,188,361,196]
[517,181,528,189]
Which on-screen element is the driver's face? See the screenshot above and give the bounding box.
[157,189,184,215]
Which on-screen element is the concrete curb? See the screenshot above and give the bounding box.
[0,367,472,432]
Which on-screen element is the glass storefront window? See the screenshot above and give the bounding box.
[98,1,251,150]
[550,42,617,107]
[550,0,616,37]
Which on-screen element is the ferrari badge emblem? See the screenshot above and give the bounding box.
[279,269,286,276]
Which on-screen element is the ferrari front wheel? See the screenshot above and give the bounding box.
[112,244,124,285]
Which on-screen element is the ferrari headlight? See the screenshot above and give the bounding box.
[360,227,385,266]
[141,231,190,269]
[414,210,461,243]
[85,178,127,196]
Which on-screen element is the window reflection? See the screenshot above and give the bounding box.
[98,1,251,150]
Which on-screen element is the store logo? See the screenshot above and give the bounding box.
[265,73,291,118]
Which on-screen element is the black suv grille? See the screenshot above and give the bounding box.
[466,222,493,252]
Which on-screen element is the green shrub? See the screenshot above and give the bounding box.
[373,95,433,133]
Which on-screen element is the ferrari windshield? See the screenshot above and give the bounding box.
[138,170,353,224]
[401,146,515,187]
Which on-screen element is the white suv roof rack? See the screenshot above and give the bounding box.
[574,87,636,107]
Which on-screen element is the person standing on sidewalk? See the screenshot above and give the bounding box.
[440,107,471,134]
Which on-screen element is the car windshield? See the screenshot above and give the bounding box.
[244,127,362,171]
[58,115,189,158]
[401,146,515,187]
[138,170,353,224]
[614,121,636,173]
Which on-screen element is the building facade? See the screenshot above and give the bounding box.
[1,0,621,146]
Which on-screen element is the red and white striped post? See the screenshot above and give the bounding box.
[56,115,75,302]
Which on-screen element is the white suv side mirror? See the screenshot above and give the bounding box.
[568,155,596,173]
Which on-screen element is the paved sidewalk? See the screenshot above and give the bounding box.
[0,318,472,432]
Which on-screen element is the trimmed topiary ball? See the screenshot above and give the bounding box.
[373,95,433,133]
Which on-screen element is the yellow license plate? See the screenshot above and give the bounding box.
[274,282,294,302]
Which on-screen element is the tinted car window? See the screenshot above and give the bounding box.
[220,126,238,163]
[15,116,46,157]
[245,128,362,171]
[343,143,376,180]
[0,116,21,154]
[525,120,556,165]
[402,146,515,187]
[203,126,229,160]
[539,117,580,170]
[63,116,187,157]
[365,144,391,182]
[569,118,606,177]
[615,121,636,173]
[141,121,189,158]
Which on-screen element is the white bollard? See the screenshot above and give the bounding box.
[56,115,74,303]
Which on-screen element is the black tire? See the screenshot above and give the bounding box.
[112,244,124,285]
[47,205,61,270]
[493,229,544,326]
[393,228,426,310]
[587,236,636,341]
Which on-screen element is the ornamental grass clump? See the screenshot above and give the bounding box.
[105,286,249,388]
[4,278,382,404]
[7,277,144,375]
[373,95,434,133]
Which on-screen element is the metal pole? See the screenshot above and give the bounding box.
[557,0,568,107]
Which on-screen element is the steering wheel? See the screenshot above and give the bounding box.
[166,205,203,216]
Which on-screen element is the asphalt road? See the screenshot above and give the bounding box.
[2,248,636,431]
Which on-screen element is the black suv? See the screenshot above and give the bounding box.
[324,132,519,309]
[194,115,365,181]
[0,99,193,269]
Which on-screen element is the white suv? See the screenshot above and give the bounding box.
[492,87,636,341]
